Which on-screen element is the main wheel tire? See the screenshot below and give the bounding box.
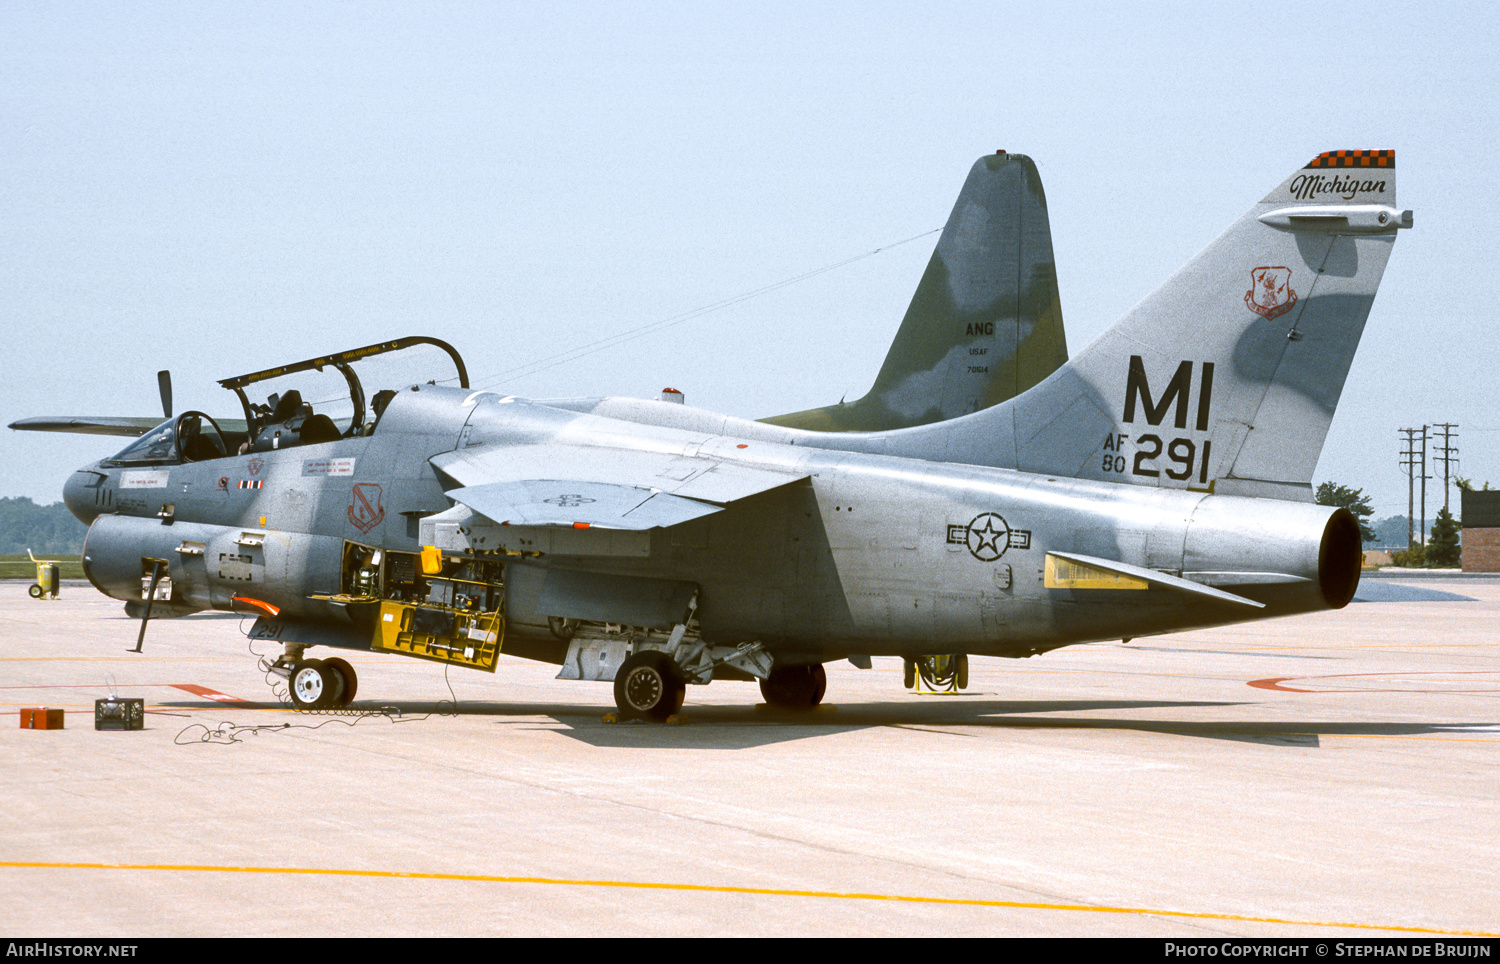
[28,584,44,599]
[759,663,827,710]
[288,659,336,710]
[902,658,915,689]
[614,651,685,722]
[956,653,969,690]
[322,657,358,706]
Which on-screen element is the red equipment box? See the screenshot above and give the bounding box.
[20,707,64,729]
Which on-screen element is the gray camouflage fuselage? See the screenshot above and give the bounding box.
[67,381,1351,664]
[53,149,1408,693]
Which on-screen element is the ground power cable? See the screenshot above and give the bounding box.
[171,619,440,746]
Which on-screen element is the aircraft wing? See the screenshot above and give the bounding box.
[8,416,166,438]
[9,416,252,438]
[432,442,808,529]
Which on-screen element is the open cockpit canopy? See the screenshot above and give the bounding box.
[221,335,467,439]
[101,337,468,465]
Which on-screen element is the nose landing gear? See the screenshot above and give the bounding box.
[281,656,359,710]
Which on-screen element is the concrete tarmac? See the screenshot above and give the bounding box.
[2,581,1497,937]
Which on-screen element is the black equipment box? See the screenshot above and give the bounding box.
[94,698,144,731]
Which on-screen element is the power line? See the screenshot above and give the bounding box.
[468,228,942,389]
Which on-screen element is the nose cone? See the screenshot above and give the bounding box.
[63,468,104,525]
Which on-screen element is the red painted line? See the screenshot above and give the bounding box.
[171,684,254,705]
[1248,677,1305,692]
[1249,670,1500,694]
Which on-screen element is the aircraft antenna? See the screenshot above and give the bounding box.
[470,227,941,389]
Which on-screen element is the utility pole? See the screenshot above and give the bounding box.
[1433,423,1460,514]
[1420,425,1429,543]
[1399,428,1425,547]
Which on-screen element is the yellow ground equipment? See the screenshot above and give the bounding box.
[26,549,61,599]
[905,654,969,694]
[373,601,503,671]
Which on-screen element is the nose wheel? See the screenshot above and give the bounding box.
[322,658,358,705]
[286,657,358,710]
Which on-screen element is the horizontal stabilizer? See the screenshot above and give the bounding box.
[447,480,722,530]
[1046,551,1265,609]
[1182,571,1311,588]
[432,443,808,507]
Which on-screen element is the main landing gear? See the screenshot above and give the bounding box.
[284,656,358,710]
[904,654,968,693]
[613,651,686,722]
[609,651,830,720]
[758,663,827,711]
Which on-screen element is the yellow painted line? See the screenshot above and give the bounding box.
[1317,732,1500,744]
[2,861,1494,936]
[946,719,1500,744]
[1233,643,1500,651]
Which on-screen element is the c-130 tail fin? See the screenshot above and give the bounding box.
[764,151,1068,432]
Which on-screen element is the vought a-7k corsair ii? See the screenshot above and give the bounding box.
[14,150,1410,721]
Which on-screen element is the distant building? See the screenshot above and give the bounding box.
[1460,490,1500,572]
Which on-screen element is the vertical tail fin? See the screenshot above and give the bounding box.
[764,152,1068,432]
[882,151,1411,500]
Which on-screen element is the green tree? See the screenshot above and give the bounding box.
[0,498,86,555]
[1391,541,1426,568]
[1314,482,1377,544]
[1427,506,1461,567]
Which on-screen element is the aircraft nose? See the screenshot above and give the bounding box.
[63,468,105,525]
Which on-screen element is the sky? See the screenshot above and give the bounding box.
[4,1,1498,528]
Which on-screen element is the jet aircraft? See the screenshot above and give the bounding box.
[13,150,1409,721]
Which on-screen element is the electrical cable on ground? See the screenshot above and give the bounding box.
[173,618,446,746]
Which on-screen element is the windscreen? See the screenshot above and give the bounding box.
[107,417,178,464]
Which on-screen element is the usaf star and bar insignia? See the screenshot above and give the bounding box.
[947,512,1031,562]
